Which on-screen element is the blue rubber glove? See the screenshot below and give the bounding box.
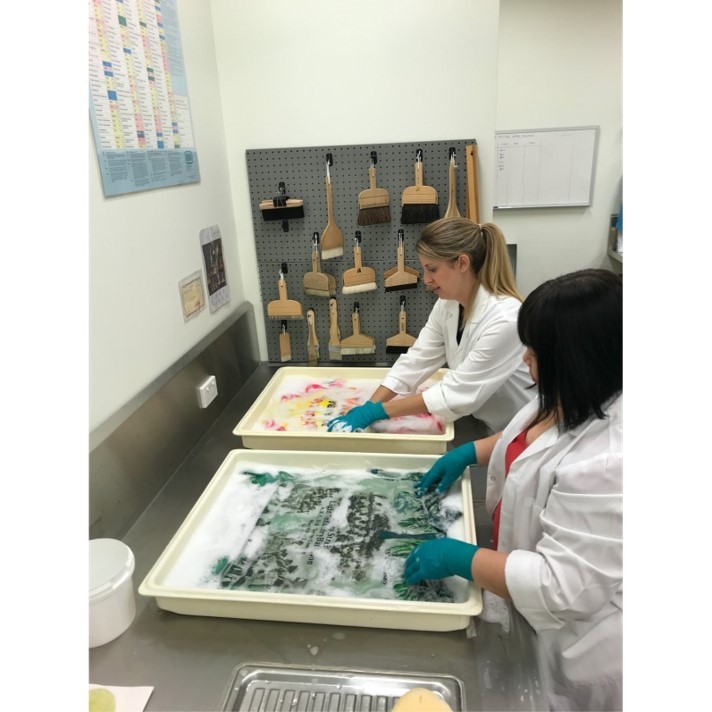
[415,441,477,496]
[326,401,389,433]
[404,538,479,584]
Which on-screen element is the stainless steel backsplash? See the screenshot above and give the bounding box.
[89,302,259,539]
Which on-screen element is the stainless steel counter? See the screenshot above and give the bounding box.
[89,365,545,711]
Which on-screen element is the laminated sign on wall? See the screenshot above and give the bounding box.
[88,0,200,196]
[200,225,230,313]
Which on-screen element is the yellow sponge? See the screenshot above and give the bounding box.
[392,687,453,712]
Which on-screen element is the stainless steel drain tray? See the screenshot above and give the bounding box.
[220,663,464,711]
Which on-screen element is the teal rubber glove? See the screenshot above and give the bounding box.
[326,401,389,433]
[404,538,479,584]
[415,441,476,496]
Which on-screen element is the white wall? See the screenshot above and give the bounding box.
[495,0,622,296]
[209,0,501,363]
[89,1,241,432]
[89,0,621,431]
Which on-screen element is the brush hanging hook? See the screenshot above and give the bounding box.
[354,230,362,246]
[370,150,378,166]
[449,147,457,167]
[400,295,407,310]
[277,181,289,233]
[416,148,423,163]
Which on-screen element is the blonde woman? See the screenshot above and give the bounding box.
[326,217,533,434]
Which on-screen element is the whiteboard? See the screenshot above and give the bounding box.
[494,126,598,209]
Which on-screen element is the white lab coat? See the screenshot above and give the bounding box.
[381,285,533,432]
[487,394,623,711]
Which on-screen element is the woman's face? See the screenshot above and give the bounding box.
[523,347,538,383]
[419,254,471,302]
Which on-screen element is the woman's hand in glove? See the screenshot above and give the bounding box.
[404,538,479,584]
[326,401,388,433]
[415,441,476,496]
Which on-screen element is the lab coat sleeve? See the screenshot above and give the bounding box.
[421,310,524,421]
[381,302,448,394]
[504,452,623,632]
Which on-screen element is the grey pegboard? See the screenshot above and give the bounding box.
[246,139,478,364]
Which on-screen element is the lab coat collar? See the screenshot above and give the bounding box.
[469,284,493,325]
[443,284,494,326]
[509,393,622,462]
[505,397,561,461]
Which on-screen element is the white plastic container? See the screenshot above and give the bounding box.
[233,367,454,454]
[139,449,482,631]
[89,538,136,648]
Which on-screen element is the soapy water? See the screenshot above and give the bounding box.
[256,376,446,435]
[163,461,468,603]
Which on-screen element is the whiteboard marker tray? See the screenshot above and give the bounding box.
[220,663,464,711]
[139,449,481,632]
[233,367,454,454]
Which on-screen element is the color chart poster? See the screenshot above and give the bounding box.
[89,0,200,197]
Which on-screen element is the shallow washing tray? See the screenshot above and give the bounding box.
[219,663,465,711]
[233,367,454,454]
[139,449,481,632]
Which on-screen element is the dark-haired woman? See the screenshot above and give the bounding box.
[405,269,622,711]
[326,217,533,434]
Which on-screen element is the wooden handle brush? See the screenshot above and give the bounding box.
[306,308,319,366]
[328,298,342,360]
[342,231,377,294]
[384,229,420,292]
[357,151,390,225]
[444,148,462,219]
[386,296,417,354]
[340,302,376,355]
[401,149,439,224]
[267,264,304,320]
[321,155,344,259]
[278,320,292,362]
[303,232,336,297]
[465,143,480,223]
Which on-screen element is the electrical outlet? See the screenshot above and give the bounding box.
[197,375,218,408]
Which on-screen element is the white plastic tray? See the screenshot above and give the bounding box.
[139,449,482,632]
[233,367,454,454]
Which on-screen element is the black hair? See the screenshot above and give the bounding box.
[518,268,622,431]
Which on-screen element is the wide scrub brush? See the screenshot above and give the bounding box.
[342,231,377,294]
[267,263,304,320]
[303,232,336,298]
[357,151,390,226]
[340,302,376,356]
[386,296,417,354]
[384,229,419,292]
[259,181,304,232]
[401,149,439,224]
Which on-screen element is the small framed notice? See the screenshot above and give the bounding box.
[179,271,206,321]
[200,224,231,312]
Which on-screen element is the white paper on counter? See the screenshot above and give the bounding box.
[89,684,153,712]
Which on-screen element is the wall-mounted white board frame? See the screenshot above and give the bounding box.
[494,126,599,209]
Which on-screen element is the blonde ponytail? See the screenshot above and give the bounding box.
[478,223,521,302]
